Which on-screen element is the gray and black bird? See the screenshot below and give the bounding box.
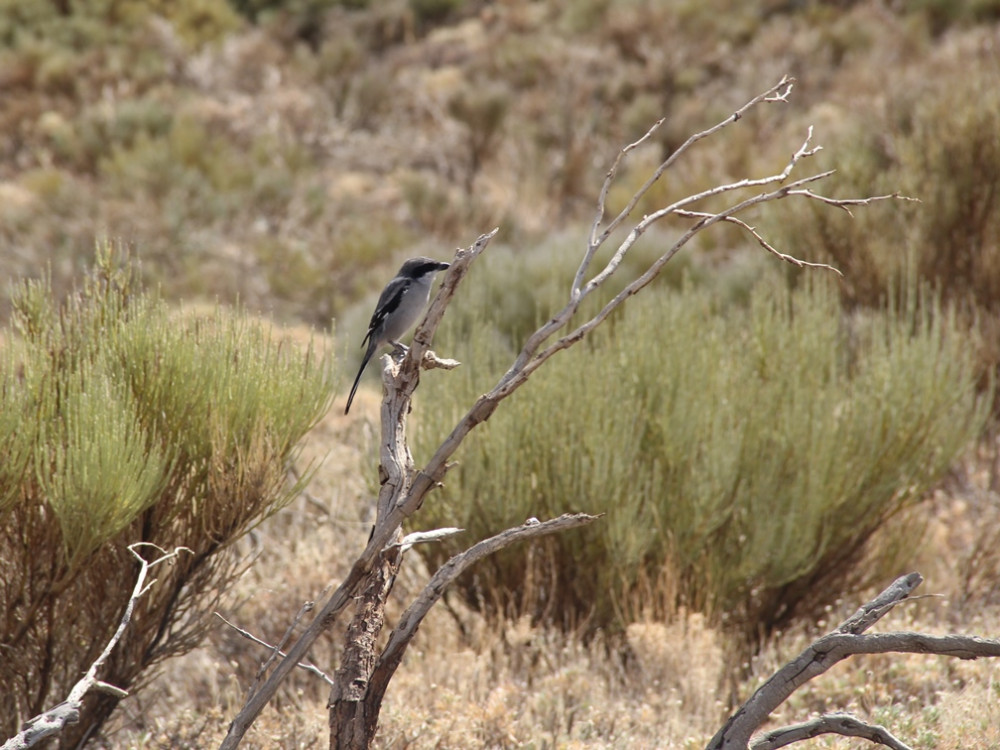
[344,257,450,414]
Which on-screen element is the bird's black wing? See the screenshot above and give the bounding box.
[360,276,412,349]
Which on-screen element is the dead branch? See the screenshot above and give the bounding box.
[221,75,915,750]
[327,546,403,749]
[585,75,796,260]
[394,527,465,551]
[251,601,315,695]
[707,573,1000,750]
[1,544,189,750]
[751,713,913,750]
[328,513,599,749]
[365,513,600,717]
[218,544,376,749]
[214,613,335,688]
[217,230,500,750]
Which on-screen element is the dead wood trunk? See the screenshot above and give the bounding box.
[327,546,402,750]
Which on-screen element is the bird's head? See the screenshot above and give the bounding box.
[398,257,450,279]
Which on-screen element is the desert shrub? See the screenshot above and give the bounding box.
[0,0,240,49]
[411,258,988,647]
[909,0,1000,34]
[0,245,334,746]
[447,84,510,191]
[228,0,370,24]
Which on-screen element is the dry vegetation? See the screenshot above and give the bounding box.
[4,0,1000,748]
[102,407,1000,749]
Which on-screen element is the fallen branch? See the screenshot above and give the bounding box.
[750,713,913,750]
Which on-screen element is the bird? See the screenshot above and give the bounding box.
[344,256,451,414]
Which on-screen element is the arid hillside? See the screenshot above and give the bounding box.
[3,1,1000,748]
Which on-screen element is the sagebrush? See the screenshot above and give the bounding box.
[0,246,334,746]
[412,258,988,645]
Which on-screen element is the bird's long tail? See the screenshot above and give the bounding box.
[345,341,377,415]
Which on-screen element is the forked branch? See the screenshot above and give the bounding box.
[221,76,915,749]
[1,545,190,750]
[360,513,600,738]
[708,573,1000,750]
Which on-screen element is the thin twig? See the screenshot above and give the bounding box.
[784,188,920,216]
[215,613,335,687]
[675,210,842,275]
[253,600,315,697]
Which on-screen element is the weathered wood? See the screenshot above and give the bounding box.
[707,573,1000,750]
[364,513,600,731]
[327,546,402,750]
[750,713,913,750]
[1,545,185,750]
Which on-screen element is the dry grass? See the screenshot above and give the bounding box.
[96,394,1000,749]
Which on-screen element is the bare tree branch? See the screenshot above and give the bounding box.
[364,514,601,727]
[387,516,600,657]
[1,545,190,750]
[215,613,335,687]
[221,76,916,749]
[219,231,501,750]
[584,75,796,271]
[327,546,402,747]
[707,573,1000,750]
[674,211,843,275]
[751,713,914,750]
[782,188,920,217]
[394,527,465,551]
[219,517,383,748]
[837,571,923,634]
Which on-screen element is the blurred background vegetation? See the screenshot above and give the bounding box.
[2,0,1000,745]
[2,0,999,325]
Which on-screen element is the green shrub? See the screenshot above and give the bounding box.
[227,0,368,25]
[760,67,1000,398]
[909,0,1000,35]
[0,0,240,51]
[410,0,465,26]
[0,244,335,745]
[447,84,510,191]
[411,259,988,645]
